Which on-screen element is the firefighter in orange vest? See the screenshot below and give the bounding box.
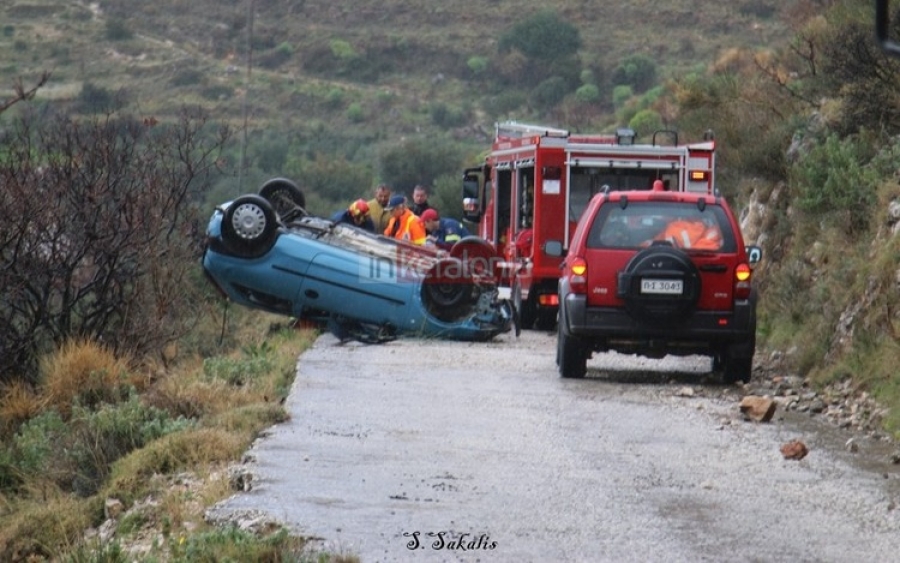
[384,195,427,245]
[658,216,723,250]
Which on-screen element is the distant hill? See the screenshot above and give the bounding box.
[1,0,793,142]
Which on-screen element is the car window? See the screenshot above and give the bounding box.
[586,201,736,252]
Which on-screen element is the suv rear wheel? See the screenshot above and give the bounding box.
[721,354,753,384]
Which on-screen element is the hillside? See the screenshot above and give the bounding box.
[1,0,793,149]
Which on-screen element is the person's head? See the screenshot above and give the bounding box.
[386,195,407,217]
[413,185,429,205]
[420,208,440,231]
[348,199,370,225]
[374,184,391,207]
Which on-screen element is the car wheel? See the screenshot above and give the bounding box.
[618,244,701,326]
[259,178,306,219]
[535,308,557,331]
[557,323,587,378]
[221,194,279,258]
[519,292,537,330]
[421,258,476,322]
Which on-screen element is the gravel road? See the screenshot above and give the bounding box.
[209,330,900,562]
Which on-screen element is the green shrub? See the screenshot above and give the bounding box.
[77,82,119,113]
[330,39,357,60]
[612,85,633,108]
[628,109,663,138]
[498,9,581,61]
[3,25,14,37]
[580,69,596,85]
[467,56,489,75]
[430,103,467,128]
[575,84,600,103]
[325,87,345,108]
[105,19,133,41]
[200,85,233,101]
[530,76,568,109]
[170,69,204,87]
[483,91,526,118]
[791,133,878,235]
[612,55,657,92]
[169,525,307,563]
[346,102,364,122]
[69,393,193,495]
[11,410,69,479]
[202,355,274,387]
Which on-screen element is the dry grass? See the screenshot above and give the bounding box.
[0,309,322,560]
[0,493,98,561]
[0,380,44,437]
[40,339,135,418]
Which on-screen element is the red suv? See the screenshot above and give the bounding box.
[557,185,761,382]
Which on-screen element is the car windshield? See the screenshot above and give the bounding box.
[586,201,737,252]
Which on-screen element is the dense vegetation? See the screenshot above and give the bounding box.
[3,0,900,559]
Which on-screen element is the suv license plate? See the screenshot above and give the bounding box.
[641,279,683,295]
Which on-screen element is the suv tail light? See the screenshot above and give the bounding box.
[734,263,752,300]
[568,258,588,294]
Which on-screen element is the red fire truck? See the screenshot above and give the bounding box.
[462,121,716,330]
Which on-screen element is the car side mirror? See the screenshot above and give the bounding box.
[544,240,564,257]
[746,245,762,268]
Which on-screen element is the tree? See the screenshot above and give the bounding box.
[496,10,583,90]
[378,139,468,196]
[498,10,581,62]
[612,55,658,93]
[0,107,231,383]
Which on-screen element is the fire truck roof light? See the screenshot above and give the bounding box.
[616,128,635,146]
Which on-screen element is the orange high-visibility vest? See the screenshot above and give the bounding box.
[660,220,722,250]
[384,209,427,245]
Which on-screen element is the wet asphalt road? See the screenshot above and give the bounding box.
[210,330,900,562]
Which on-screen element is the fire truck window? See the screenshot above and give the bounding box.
[568,173,594,222]
[496,170,512,245]
[519,171,534,228]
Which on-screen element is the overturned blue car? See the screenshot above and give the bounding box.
[202,179,514,343]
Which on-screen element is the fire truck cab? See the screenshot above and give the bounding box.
[462,121,716,330]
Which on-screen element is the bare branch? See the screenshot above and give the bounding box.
[0,72,51,114]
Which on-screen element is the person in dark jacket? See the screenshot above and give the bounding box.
[410,184,433,216]
[331,199,375,232]
[421,208,470,250]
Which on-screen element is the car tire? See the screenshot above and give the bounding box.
[535,309,557,331]
[519,292,537,330]
[221,194,279,258]
[617,244,701,326]
[557,323,587,378]
[421,258,476,322]
[259,177,306,219]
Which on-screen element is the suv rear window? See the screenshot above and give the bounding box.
[586,201,737,252]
